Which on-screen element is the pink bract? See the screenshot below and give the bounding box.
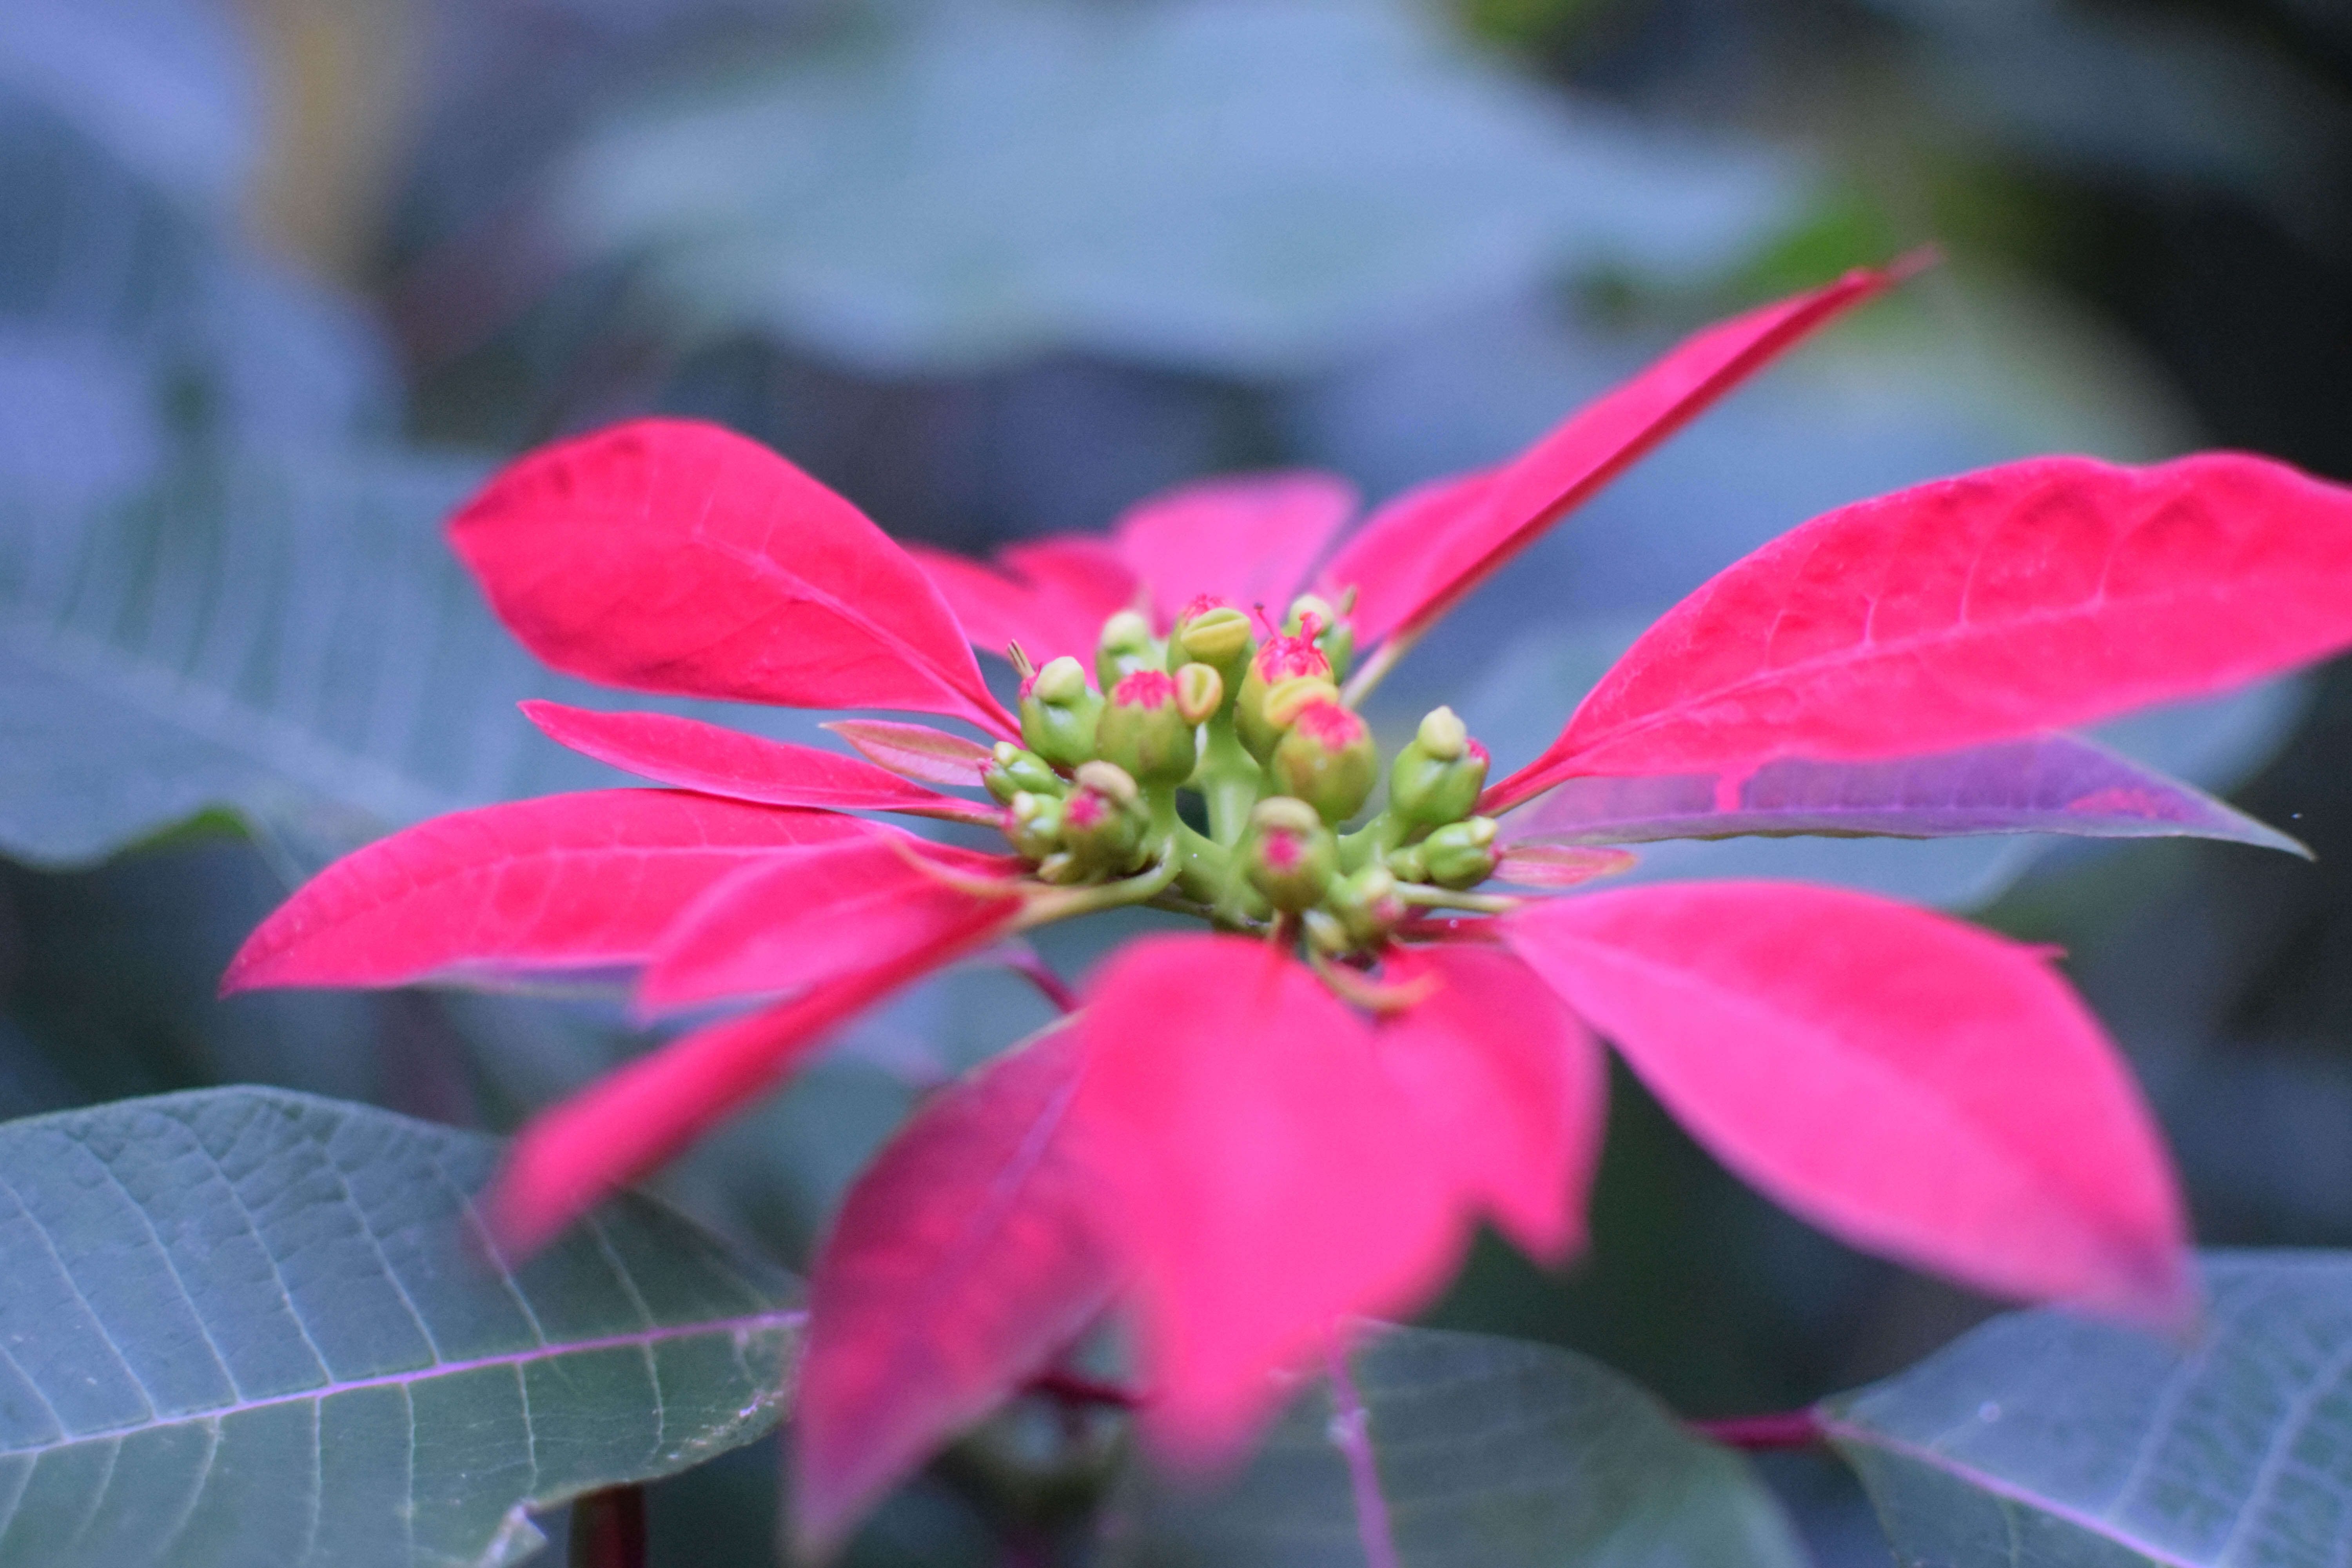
[223,257,2352,1551]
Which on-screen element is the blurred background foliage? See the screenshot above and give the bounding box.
[2,0,2349,1561]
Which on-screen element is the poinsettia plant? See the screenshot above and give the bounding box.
[225,258,2352,1552]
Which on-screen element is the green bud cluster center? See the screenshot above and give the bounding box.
[981,596,1501,954]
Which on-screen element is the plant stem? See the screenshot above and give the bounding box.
[1325,1343,1400,1568]
[1689,1410,1827,1451]
[568,1485,647,1568]
[997,944,1080,1014]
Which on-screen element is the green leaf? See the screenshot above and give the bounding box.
[0,1086,802,1567]
[1822,1250,2352,1568]
[556,0,1800,376]
[1105,1324,1807,1566]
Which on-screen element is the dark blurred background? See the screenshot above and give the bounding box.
[3,0,2348,1562]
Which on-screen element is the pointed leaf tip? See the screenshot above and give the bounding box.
[452,419,1016,735]
[221,790,864,995]
[1506,883,2192,1326]
[1323,260,1914,650]
[1496,452,2352,806]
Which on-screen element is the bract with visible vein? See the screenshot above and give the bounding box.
[1494,453,2352,807]
[1504,883,2191,1324]
[221,790,860,993]
[451,418,1016,736]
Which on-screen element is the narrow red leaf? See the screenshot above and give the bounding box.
[1497,732,2306,853]
[1069,935,1463,1465]
[1492,452,2352,810]
[449,419,1016,737]
[794,1024,1120,1554]
[486,931,965,1255]
[221,791,860,993]
[1377,945,1606,1263]
[907,535,1140,665]
[823,719,998,788]
[1322,260,1918,648]
[521,702,998,826]
[636,832,1022,1013]
[1504,884,2192,1323]
[1110,472,1357,628]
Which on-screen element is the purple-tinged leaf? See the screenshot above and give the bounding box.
[1502,733,2306,855]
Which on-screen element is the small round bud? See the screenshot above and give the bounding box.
[1421,816,1499,889]
[1261,675,1343,731]
[1173,601,1254,671]
[1235,633,1336,759]
[1094,670,1197,788]
[1416,706,1468,761]
[1006,791,1065,861]
[1327,864,1405,947]
[1096,609,1157,691]
[1269,699,1378,824]
[983,743,1063,804]
[1389,720,1489,829]
[1302,908,1353,957]
[1241,797,1338,913]
[1173,662,1225,725]
[1018,656,1102,769]
[1385,843,1428,884]
[1062,762,1151,874]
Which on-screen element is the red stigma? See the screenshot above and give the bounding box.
[1291,701,1363,748]
[1112,670,1178,710]
[1177,593,1229,623]
[1261,831,1303,873]
[1252,635,1332,684]
[1065,791,1107,829]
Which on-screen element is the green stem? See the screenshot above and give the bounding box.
[1337,811,1409,873]
[1196,719,1263,847]
[1391,884,1517,915]
[1017,853,1184,927]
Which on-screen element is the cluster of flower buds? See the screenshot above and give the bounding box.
[980,597,1501,953]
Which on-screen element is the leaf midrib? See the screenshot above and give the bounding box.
[0,1307,806,1461]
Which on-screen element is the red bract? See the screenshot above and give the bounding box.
[224,258,2352,1552]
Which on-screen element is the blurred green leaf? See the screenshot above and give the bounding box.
[1105,1323,1808,1566]
[0,1086,802,1566]
[1824,1250,2352,1568]
[557,0,1803,376]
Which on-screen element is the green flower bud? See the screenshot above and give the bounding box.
[1241,797,1337,913]
[1421,816,1499,889]
[1006,791,1065,861]
[1234,634,1336,760]
[1388,708,1489,828]
[1060,761,1151,875]
[1173,662,1225,725]
[983,742,1063,804]
[1018,655,1102,769]
[1385,843,1428,884]
[1172,599,1254,673]
[1302,908,1354,957]
[1096,610,1157,691]
[1094,670,1198,788]
[1327,865,1404,947]
[1269,699,1378,824]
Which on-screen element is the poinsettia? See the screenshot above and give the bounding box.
[224,258,2352,1553]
